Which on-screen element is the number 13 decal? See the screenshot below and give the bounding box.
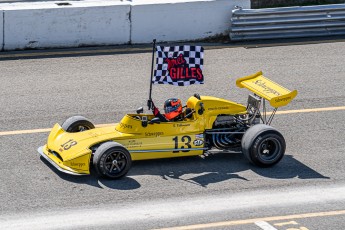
[173,136,191,153]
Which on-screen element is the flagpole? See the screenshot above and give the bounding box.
[148,39,156,110]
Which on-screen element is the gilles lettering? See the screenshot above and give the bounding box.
[169,67,203,80]
[165,53,204,82]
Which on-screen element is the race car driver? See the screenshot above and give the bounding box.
[148,98,183,122]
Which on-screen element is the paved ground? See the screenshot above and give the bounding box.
[0,0,121,3]
[0,0,73,3]
[0,39,344,229]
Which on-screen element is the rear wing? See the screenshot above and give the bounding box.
[236,71,298,108]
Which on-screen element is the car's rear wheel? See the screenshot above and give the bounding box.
[242,124,286,167]
[93,142,132,179]
[62,116,95,132]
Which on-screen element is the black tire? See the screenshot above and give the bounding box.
[62,116,95,133]
[93,142,132,179]
[242,124,286,167]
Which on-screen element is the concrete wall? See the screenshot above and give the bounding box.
[0,0,250,50]
[131,0,250,44]
[2,2,131,50]
[0,10,3,50]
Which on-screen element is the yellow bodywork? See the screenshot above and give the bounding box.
[39,95,247,175]
[38,72,297,175]
[236,71,298,107]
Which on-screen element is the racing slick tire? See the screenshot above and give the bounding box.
[93,142,132,179]
[242,124,286,167]
[62,116,95,132]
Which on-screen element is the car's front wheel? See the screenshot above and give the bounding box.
[62,116,95,132]
[93,142,132,179]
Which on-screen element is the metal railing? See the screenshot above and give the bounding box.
[230,4,345,41]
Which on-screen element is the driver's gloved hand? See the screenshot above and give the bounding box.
[148,99,160,116]
[147,99,153,110]
[153,106,159,116]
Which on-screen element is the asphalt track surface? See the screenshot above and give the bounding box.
[0,39,345,229]
[0,0,119,3]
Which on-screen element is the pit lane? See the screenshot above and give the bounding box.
[0,40,344,229]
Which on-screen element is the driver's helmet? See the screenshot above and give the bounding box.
[164,98,182,120]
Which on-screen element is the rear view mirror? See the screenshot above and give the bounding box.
[136,107,144,114]
[198,102,205,115]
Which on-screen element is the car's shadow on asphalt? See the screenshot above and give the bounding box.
[40,153,330,190]
[128,153,330,187]
[40,156,141,190]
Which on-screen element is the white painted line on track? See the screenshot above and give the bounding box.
[155,210,345,230]
[274,221,298,226]
[255,221,278,230]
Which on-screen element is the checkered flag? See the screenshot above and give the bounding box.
[153,45,204,86]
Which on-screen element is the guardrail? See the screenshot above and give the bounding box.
[230,4,345,41]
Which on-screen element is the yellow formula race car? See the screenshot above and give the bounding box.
[38,71,297,179]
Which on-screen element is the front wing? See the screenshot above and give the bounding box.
[38,145,90,176]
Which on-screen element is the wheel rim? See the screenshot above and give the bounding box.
[257,137,281,163]
[69,125,91,132]
[76,125,89,132]
[103,150,128,176]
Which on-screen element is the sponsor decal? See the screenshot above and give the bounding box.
[119,122,133,129]
[275,96,291,103]
[173,123,191,128]
[193,139,204,146]
[127,140,143,148]
[208,106,230,111]
[145,132,164,137]
[70,162,86,168]
[195,134,204,139]
[253,80,281,96]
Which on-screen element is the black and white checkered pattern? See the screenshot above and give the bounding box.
[153,45,204,86]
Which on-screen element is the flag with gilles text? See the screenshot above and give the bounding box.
[153,45,204,86]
